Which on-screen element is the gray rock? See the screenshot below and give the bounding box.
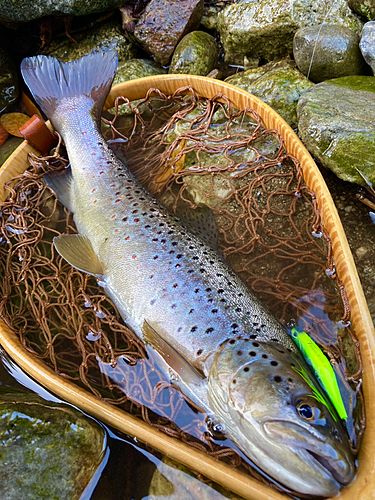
[0,390,106,500]
[169,31,219,76]
[293,24,366,83]
[44,20,137,64]
[218,0,364,65]
[297,76,375,185]
[133,0,204,66]
[0,48,19,115]
[225,59,314,128]
[348,0,375,21]
[0,0,125,24]
[360,21,375,73]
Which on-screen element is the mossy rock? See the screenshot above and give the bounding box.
[44,20,137,64]
[0,391,106,500]
[226,59,314,128]
[297,76,375,185]
[169,31,219,76]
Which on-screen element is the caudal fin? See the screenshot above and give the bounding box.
[21,50,118,121]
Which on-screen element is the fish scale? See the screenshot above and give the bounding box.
[20,50,355,497]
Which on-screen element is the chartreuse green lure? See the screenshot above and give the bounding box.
[291,327,347,420]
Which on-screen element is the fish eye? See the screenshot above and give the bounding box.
[297,403,314,420]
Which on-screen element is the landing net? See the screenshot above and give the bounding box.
[0,87,364,495]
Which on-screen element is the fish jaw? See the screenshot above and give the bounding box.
[207,338,355,496]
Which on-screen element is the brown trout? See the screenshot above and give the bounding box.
[21,51,354,496]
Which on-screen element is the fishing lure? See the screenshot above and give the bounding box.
[291,327,348,420]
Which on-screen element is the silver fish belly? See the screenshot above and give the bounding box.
[21,50,355,497]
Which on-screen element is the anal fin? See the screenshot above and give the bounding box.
[44,166,74,213]
[54,234,105,278]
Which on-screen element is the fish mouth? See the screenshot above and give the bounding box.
[305,449,353,485]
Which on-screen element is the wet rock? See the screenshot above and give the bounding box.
[0,48,19,115]
[348,0,375,21]
[225,59,314,128]
[218,0,363,65]
[133,0,204,65]
[297,76,375,185]
[169,31,219,76]
[0,0,125,24]
[293,24,366,83]
[0,390,106,500]
[44,20,137,64]
[114,58,166,86]
[360,21,375,73]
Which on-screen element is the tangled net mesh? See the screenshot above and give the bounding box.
[0,87,365,494]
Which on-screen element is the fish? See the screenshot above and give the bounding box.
[21,50,355,497]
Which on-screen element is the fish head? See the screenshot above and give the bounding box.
[207,337,355,497]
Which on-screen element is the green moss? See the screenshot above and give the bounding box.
[324,75,375,93]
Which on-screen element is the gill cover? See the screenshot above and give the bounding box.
[208,337,355,497]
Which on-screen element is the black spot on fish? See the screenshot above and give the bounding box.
[237,350,243,356]
[288,378,293,383]
[249,351,256,357]
[200,268,205,273]
[145,225,151,229]
[206,288,211,292]
[229,339,236,345]
[249,334,257,339]
[211,309,218,314]
[192,256,199,261]
[262,354,268,359]
[274,376,282,383]
[271,361,278,367]
[205,327,214,334]
[231,323,239,329]
[218,289,224,294]
[122,217,128,222]
[232,379,237,384]
[220,298,226,303]
[197,349,203,356]
[252,342,259,347]
[176,254,183,259]
[153,255,158,260]
[244,366,250,372]
[195,288,200,293]
[235,307,241,313]
[191,326,198,332]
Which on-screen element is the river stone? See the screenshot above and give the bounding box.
[218,0,364,65]
[293,24,366,83]
[114,58,166,85]
[225,59,314,129]
[0,48,19,115]
[44,20,137,64]
[360,21,375,73]
[0,391,105,500]
[0,0,125,24]
[169,31,219,76]
[133,0,204,66]
[348,0,375,21]
[297,76,375,185]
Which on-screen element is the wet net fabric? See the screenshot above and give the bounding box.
[0,87,364,492]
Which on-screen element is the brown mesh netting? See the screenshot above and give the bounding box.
[0,87,365,495]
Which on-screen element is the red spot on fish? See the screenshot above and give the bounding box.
[99,171,104,175]
[132,254,137,259]
[173,283,178,288]
[114,229,119,233]
[125,236,130,241]
[115,199,121,203]
[111,215,116,219]
[82,131,87,136]
[93,200,97,204]
[92,188,97,193]
[110,184,116,188]
[92,153,96,157]
[149,275,154,279]
[134,218,140,223]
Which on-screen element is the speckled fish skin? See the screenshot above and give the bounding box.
[20,51,355,497]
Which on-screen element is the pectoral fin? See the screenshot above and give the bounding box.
[54,234,105,278]
[143,320,204,385]
[44,166,74,213]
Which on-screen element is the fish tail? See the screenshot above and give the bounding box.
[21,50,118,122]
